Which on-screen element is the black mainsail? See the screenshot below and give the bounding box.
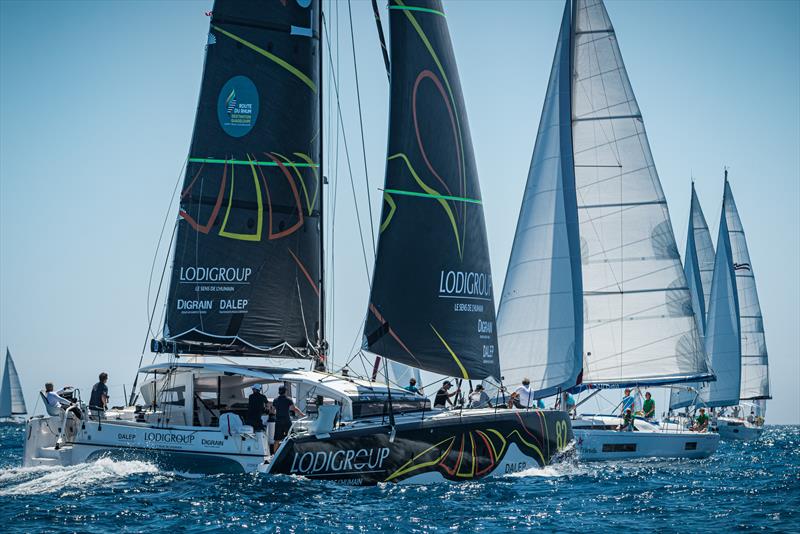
[362,0,499,380]
[161,0,322,356]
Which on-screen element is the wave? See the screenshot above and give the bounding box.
[0,458,159,496]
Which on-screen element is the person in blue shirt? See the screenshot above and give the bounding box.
[404,378,421,395]
[537,398,546,409]
[620,388,635,415]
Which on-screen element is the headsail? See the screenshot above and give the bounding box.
[497,0,583,397]
[723,177,770,400]
[700,199,741,407]
[571,0,708,387]
[362,0,499,379]
[670,184,715,410]
[161,0,322,356]
[0,349,27,417]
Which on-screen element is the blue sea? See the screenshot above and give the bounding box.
[1,425,798,532]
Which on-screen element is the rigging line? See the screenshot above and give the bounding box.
[323,13,373,287]
[371,0,390,79]
[348,0,377,256]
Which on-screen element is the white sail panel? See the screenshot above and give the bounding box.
[0,349,27,417]
[724,179,770,400]
[572,0,707,386]
[700,209,741,407]
[497,0,582,397]
[670,184,715,410]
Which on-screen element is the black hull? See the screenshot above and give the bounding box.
[269,409,572,485]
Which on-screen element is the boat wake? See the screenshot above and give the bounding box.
[0,458,160,496]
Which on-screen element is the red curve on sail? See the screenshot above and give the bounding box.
[180,162,228,234]
[288,248,319,297]
[260,153,304,240]
[368,304,417,361]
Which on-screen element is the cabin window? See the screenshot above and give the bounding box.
[351,399,431,419]
[602,443,637,452]
[684,442,698,450]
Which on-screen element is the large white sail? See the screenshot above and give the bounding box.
[723,178,770,400]
[497,0,583,397]
[700,203,741,407]
[572,0,707,386]
[670,184,715,410]
[0,348,27,417]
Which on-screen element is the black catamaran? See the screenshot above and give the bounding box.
[25,0,571,481]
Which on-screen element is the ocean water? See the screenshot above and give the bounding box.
[1,425,798,532]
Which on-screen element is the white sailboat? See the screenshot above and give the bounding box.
[711,172,770,440]
[1,348,27,424]
[497,0,720,461]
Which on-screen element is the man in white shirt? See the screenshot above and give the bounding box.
[45,382,82,419]
[513,378,533,409]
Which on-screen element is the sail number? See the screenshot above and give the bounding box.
[555,420,569,450]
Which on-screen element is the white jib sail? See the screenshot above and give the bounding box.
[0,349,27,417]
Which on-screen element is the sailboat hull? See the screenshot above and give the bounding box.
[267,409,572,485]
[573,415,720,461]
[715,416,764,441]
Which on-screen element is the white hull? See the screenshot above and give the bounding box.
[24,411,269,474]
[715,417,764,441]
[574,415,719,461]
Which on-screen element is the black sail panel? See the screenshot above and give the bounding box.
[164,0,321,355]
[363,0,499,379]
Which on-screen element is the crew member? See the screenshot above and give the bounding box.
[404,378,421,395]
[434,381,457,408]
[642,391,656,420]
[692,408,709,432]
[513,378,533,408]
[467,384,491,409]
[620,388,635,415]
[272,386,304,454]
[44,382,82,419]
[618,408,635,431]
[246,384,269,431]
[89,372,109,418]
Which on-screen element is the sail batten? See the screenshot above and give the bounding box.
[1,349,27,417]
[362,0,499,380]
[162,0,322,356]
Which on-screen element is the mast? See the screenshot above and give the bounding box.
[317,0,326,369]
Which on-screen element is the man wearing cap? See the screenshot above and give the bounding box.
[468,384,491,409]
[434,381,457,408]
[246,383,269,432]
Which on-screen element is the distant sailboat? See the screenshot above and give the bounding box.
[498,0,720,460]
[1,348,27,424]
[713,171,770,440]
[668,183,716,412]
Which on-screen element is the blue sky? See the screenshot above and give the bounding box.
[1,0,798,423]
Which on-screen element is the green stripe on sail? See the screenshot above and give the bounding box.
[384,188,481,204]
[189,157,318,168]
[388,5,445,17]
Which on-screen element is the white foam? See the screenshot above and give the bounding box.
[0,458,159,496]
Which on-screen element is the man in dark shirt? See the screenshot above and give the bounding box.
[246,384,269,431]
[434,381,457,409]
[89,372,109,416]
[272,385,304,454]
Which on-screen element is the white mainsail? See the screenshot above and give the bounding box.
[572,0,706,386]
[497,0,583,397]
[723,178,770,400]
[670,184,715,410]
[499,0,710,393]
[700,201,741,407]
[0,348,27,417]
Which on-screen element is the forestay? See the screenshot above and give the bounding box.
[723,178,770,400]
[700,200,741,407]
[571,0,708,386]
[363,0,500,380]
[670,184,715,410]
[497,0,583,398]
[163,0,322,355]
[0,349,27,417]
